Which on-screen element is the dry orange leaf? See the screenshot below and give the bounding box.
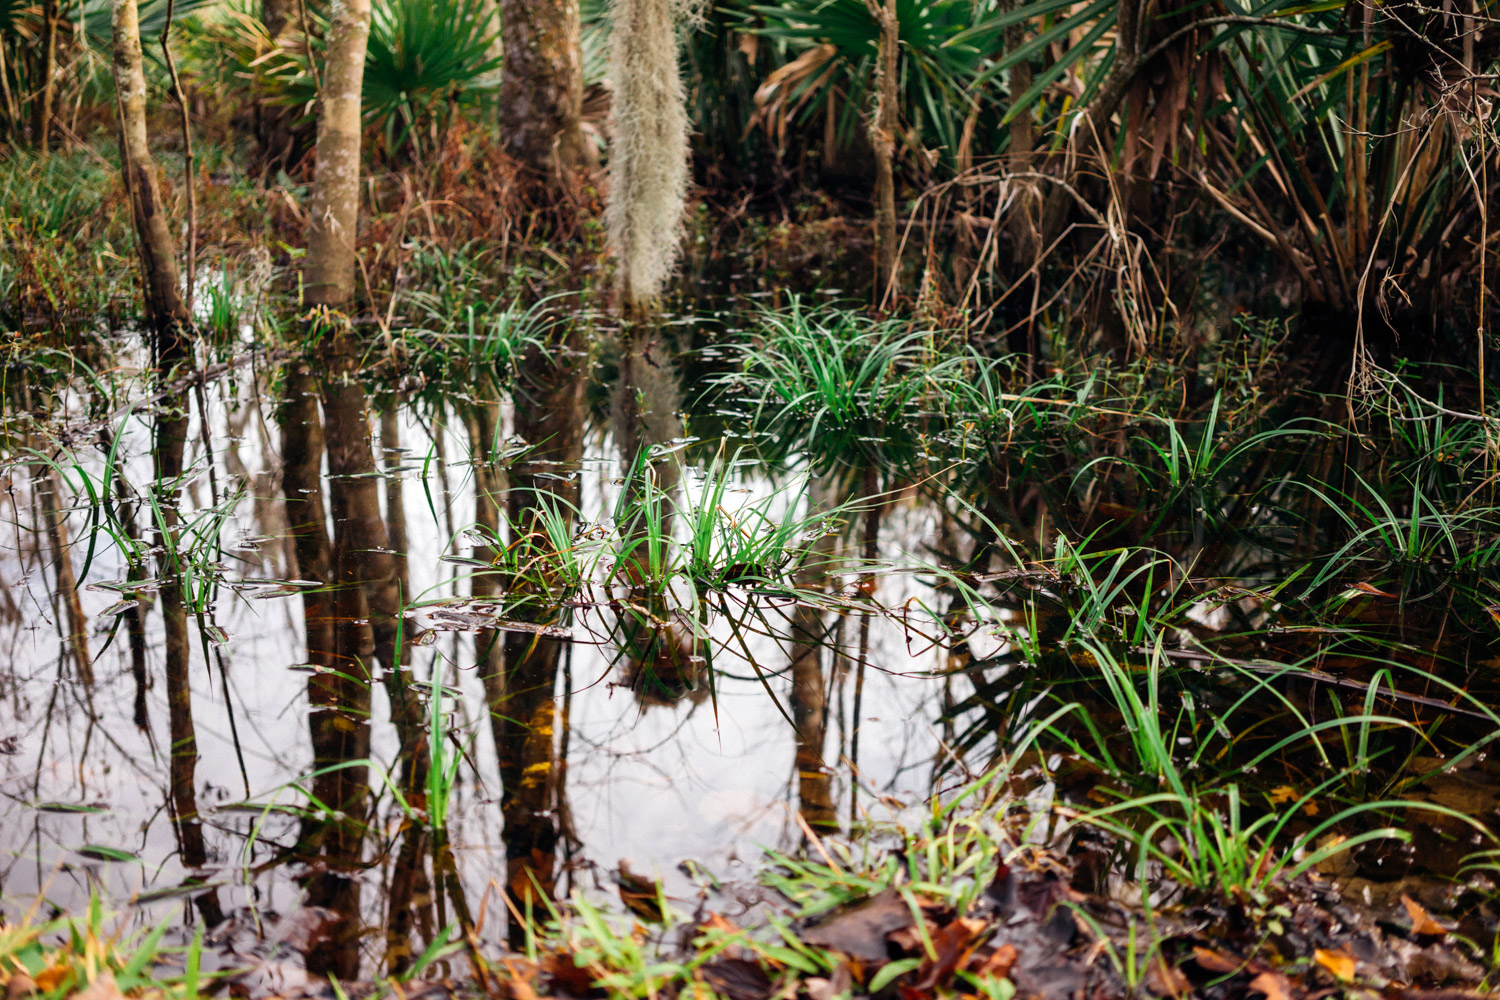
[1401,894,1448,936]
[1314,948,1356,981]
[1268,786,1298,804]
[32,966,69,994]
[1351,581,1397,598]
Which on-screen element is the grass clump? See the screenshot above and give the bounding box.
[0,899,210,1000]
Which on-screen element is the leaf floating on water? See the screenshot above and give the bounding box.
[35,802,108,814]
[98,599,139,617]
[202,624,230,645]
[75,845,139,862]
[133,879,223,903]
[437,555,495,569]
[286,663,331,674]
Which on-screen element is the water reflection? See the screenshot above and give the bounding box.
[0,339,974,978]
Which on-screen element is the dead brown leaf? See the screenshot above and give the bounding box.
[910,917,987,991]
[699,958,773,1000]
[501,958,541,1000]
[1401,895,1450,937]
[1144,956,1190,998]
[1351,581,1398,598]
[31,967,69,994]
[966,943,1017,981]
[1189,947,1243,975]
[801,890,915,963]
[542,951,597,997]
[1247,970,1292,1000]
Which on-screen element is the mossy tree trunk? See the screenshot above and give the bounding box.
[866,0,899,307]
[499,0,589,173]
[606,0,693,314]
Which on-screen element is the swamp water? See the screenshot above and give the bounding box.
[3,317,1500,987]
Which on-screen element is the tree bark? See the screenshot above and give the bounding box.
[32,0,58,150]
[305,0,371,309]
[112,0,190,332]
[498,0,588,174]
[866,0,899,306]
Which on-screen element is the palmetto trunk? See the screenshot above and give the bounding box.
[305,0,371,309]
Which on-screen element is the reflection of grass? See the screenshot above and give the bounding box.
[0,898,211,1000]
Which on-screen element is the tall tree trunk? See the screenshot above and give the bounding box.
[1004,6,1040,362]
[32,0,57,150]
[606,0,692,313]
[866,0,899,306]
[499,0,588,173]
[305,0,371,309]
[112,0,190,331]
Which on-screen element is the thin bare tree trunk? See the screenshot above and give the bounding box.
[499,0,589,173]
[866,0,899,306]
[788,476,840,832]
[380,405,411,609]
[40,470,93,687]
[32,0,58,149]
[112,0,190,331]
[305,0,371,309]
[149,332,206,871]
